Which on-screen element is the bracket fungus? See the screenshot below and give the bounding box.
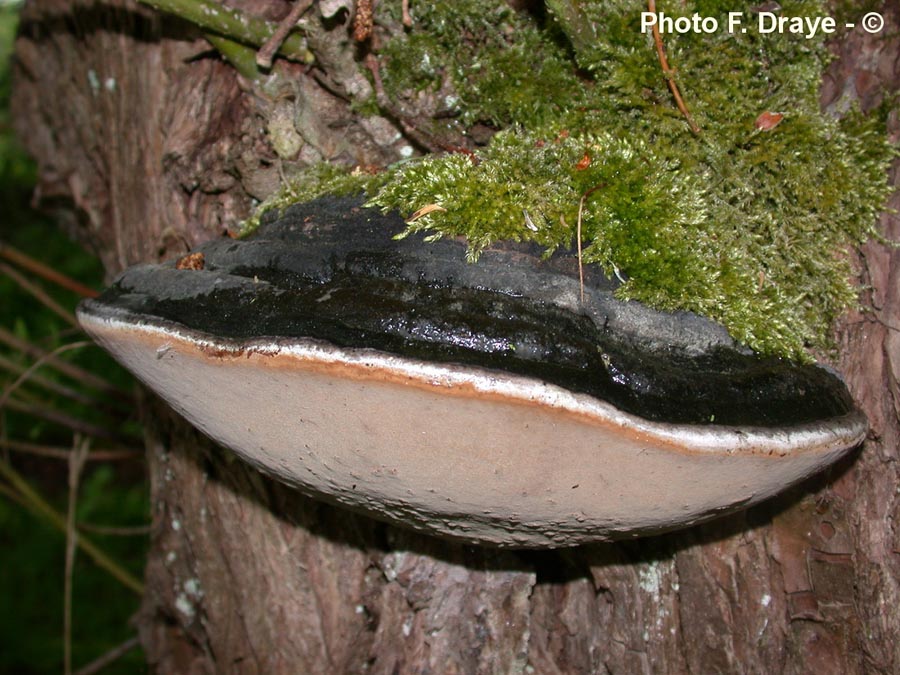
[78,196,866,547]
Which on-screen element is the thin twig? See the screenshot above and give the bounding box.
[0,262,81,329]
[0,458,144,594]
[575,183,608,304]
[65,436,91,675]
[0,438,140,462]
[577,196,586,304]
[0,448,144,533]
[256,0,314,69]
[0,353,108,408]
[402,0,412,27]
[2,397,136,444]
[73,636,140,675]
[0,327,129,397]
[647,0,700,135]
[0,341,92,411]
[364,53,443,153]
[0,481,29,509]
[78,522,152,537]
[0,242,99,298]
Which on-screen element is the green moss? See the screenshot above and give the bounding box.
[377,0,581,128]
[250,0,895,359]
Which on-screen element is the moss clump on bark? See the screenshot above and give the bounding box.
[249,0,894,360]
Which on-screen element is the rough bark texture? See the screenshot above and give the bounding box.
[12,1,900,672]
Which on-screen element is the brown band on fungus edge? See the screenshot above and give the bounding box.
[79,312,867,459]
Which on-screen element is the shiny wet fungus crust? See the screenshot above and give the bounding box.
[92,197,855,428]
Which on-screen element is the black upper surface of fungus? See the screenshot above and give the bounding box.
[85,196,855,428]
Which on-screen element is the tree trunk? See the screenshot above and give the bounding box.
[13,1,900,672]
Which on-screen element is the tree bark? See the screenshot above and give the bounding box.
[12,1,900,672]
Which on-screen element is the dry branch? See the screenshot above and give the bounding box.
[0,458,144,594]
[256,0,313,68]
[0,438,140,462]
[647,0,700,134]
[2,397,134,443]
[64,437,91,675]
[73,637,140,675]
[0,262,80,329]
[0,242,99,298]
[0,353,105,408]
[0,327,129,397]
[0,341,93,411]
